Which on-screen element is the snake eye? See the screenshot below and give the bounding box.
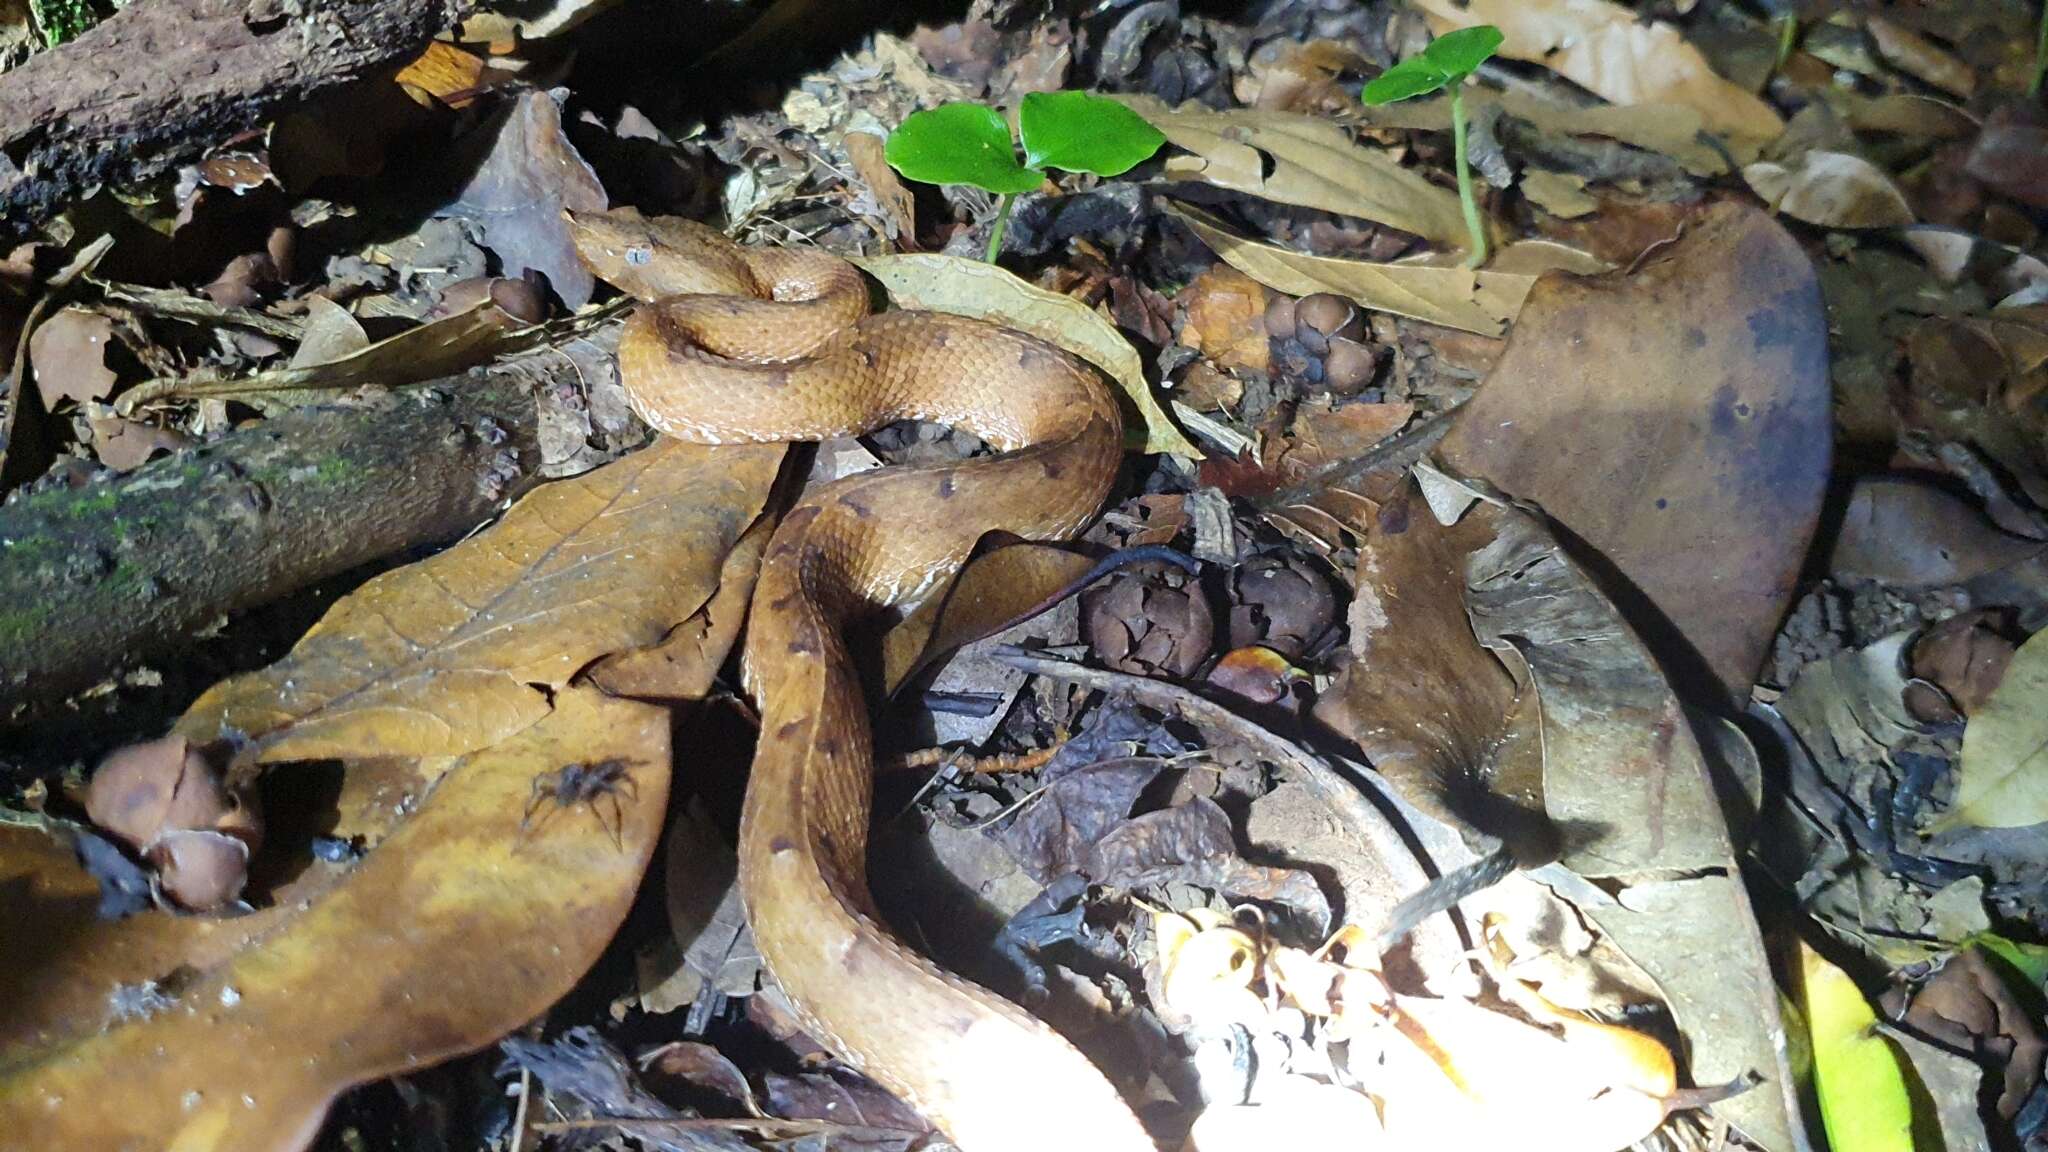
[627,246,651,266]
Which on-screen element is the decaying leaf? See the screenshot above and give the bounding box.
[175,438,782,763]
[1353,89,1733,177]
[0,687,670,1150]
[852,252,1199,457]
[1744,151,1915,230]
[1933,627,2048,831]
[445,89,609,309]
[28,305,117,407]
[1800,942,1915,1152]
[1408,0,1782,154]
[1437,202,1831,699]
[1168,202,1603,337]
[1176,264,1271,375]
[115,299,536,414]
[1315,482,1798,1152]
[1107,94,1469,250]
[1828,476,2045,588]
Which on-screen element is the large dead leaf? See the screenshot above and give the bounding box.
[1436,202,1830,699]
[1314,483,1798,1152]
[0,687,669,1151]
[176,438,783,763]
[1353,90,1733,177]
[1410,0,1783,155]
[445,89,609,309]
[1107,94,1470,249]
[1167,203,1604,337]
[852,252,1199,458]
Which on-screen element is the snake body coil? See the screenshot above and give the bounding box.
[573,212,1154,1152]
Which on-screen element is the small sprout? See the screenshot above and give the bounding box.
[885,90,1165,263]
[1361,25,1504,269]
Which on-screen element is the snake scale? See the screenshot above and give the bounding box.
[570,211,1157,1152]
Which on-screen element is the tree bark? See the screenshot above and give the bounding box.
[0,355,562,714]
[0,0,457,235]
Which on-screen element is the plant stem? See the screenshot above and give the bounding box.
[2033,0,2046,98]
[985,192,1017,263]
[1450,86,1487,270]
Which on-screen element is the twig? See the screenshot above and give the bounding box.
[1256,407,1459,511]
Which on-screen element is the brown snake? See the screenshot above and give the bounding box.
[570,211,1156,1152]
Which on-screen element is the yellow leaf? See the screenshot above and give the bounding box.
[1106,94,1471,249]
[1930,627,2048,830]
[1799,942,1916,1152]
[0,687,669,1149]
[851,253,1201,458]
[176,439,782,762]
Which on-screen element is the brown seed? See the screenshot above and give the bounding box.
[1294,293,1358,339]
[1262,294,1299,339]
[1322,337,1379,395]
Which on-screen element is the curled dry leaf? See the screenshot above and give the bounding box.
[0,687,669,1151]
[1315,484,1799,1152]
[1107,94,1469,250]
[1408,0,1782,154]
[445,89,609,309]
[843,129,917,245]
[1176,264,1271,375]
[115,298,536,414]
[175,438,783,764]
[1437,202,1831,699]
[1168,203,1602,338]
[1744,151,1916,230]
[851,252,1200,458]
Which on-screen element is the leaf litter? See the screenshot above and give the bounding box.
[3,2,2048,1152]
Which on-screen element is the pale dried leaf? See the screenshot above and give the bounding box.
[175,439,783,763]
[852,252,1200,457]
[1934,628,2048,831]
[288,295,371,368]
[1168,203,1604,337]
[1410,0,1783,154]
[1744,151,1915,230]
[29,307,117,407]
[1109,94,1470,249]
[116,301,533,413]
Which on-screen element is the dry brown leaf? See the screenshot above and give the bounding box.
[394,41,489,108]
[1410,0,1783,154]
[1109,94,1470,249]
[1863,15,1975,99]
[1177,264,1272,374]
[851,252,1200,457]
[1438,202,1831,699]
[843,129,917,245]
[1168,202,1604,337]
[1744,151,1915,230]
[585,509,774,701]
[0,686,668,1151]
[175,438,783,763]
[116,299,534,414]
[447,90,610,309]
[28,306,116,407]
[1521,170,1598,218]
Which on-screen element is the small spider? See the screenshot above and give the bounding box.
[521,758,639,848]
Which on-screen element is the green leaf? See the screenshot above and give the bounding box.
[1929,626,2048,832]
[1800,942,1915,1152]
[1361,57,1451,105]
[1423,25,1505,78]
[1017,90,1166,177]
[884,104,1044,195]
[1971,934,2048,989]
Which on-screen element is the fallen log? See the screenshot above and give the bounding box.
[0,354,572,715]
[0,0,457,234]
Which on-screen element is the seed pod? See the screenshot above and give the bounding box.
[1083,560,1216,678]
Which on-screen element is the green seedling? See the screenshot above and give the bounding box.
[885,91,1166,262]
[1361,25,1505,269]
